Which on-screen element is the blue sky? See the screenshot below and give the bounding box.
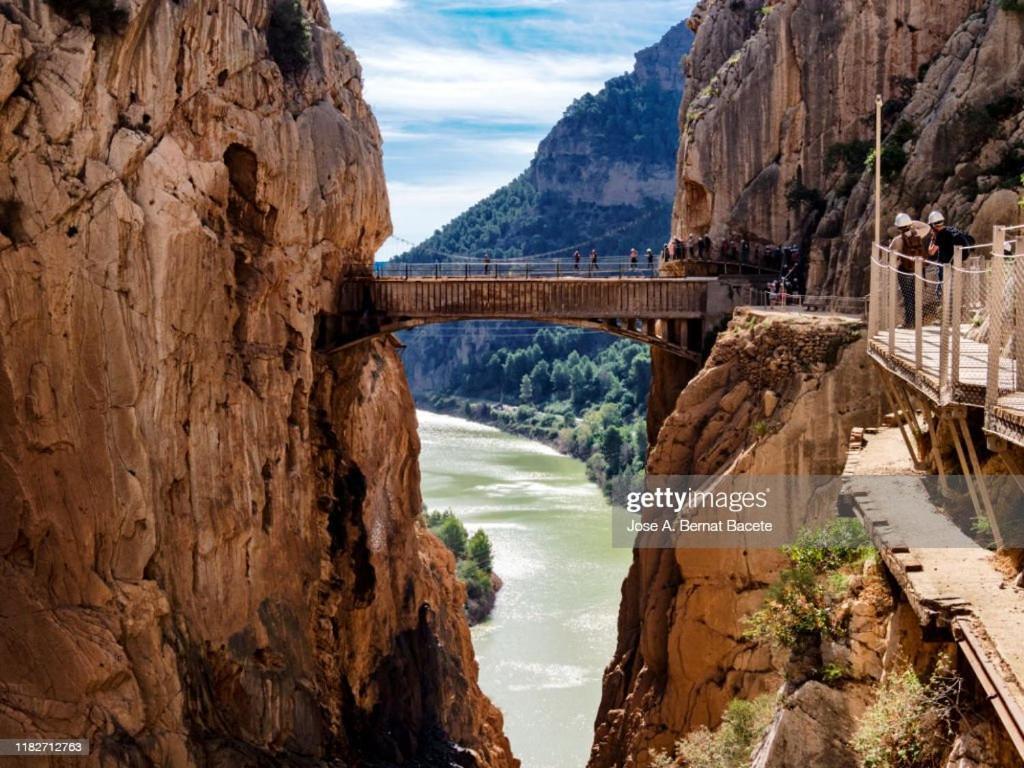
[325,1,695,260]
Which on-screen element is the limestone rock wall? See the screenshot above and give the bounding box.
[673,0,1024,297]
[0,2,511,766]
[589,311,883,768]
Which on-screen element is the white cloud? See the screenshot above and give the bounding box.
[328,0,404,14]
[361,45,632,125]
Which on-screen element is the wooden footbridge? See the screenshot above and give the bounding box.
[316,269,771,363]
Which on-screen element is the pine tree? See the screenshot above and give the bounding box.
[519,374,534,404]
[467,530,493,573]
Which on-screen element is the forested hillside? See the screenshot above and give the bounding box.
[419,327,651,503]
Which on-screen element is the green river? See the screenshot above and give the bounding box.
[417,410,632,768]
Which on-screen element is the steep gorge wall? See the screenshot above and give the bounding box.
[0,2,511,766]
[674,0,1024,296]
[591,311,882,767]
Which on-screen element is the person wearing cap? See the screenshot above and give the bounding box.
[890,212,931,328]
[646,248,655,271]
[926,211,972,295]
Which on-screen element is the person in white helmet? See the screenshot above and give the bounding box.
[926,211,973,296]
[890,212,930,328]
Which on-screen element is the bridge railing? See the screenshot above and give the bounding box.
[372,259,780,280]
[867,225,1024,428]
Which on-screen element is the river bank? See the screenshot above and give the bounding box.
[417,410,632,768]
[417,392,646,504]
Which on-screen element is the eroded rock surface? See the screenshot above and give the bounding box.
[673,0,1024,297]
[0,2,512,766]
[590,311,882,767]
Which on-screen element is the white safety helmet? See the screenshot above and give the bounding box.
[927,210,946,226]
[894,213,913,229]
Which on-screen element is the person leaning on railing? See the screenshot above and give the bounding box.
[926,210,973,296]
[891,212,931,329]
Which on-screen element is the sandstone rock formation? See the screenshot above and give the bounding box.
[0,2,512,766]
[590,311,883,767]
[672,0,1024,297]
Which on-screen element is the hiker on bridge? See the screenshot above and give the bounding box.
[630,248,639,270]
[484,253,491,275]
[646,248,655,270]
[891,212,931,328]
[590,249,599,269]
[573,250,581,271]
[927,210,972,294]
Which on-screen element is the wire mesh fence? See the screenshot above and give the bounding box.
[868,224,1024,443]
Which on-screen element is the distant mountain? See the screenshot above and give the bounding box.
[397,22,693,488]
[397,21,695,266]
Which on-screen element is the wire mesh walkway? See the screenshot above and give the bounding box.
[867,224,1024,444]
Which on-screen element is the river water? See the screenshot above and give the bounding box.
[417,410,632,768]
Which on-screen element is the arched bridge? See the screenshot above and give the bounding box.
[316,272,769,363]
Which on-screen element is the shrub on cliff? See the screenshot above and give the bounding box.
[744,519,874,649]
[852,661,960,768]
[45,0,128,33]
[425,509,498,623]
[268,0,312,76]
[651,695,776,768]
[467,530,493,573]
[429,512,468,559]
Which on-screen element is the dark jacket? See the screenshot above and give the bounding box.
[932,226,971,264]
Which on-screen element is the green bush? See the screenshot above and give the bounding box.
[826,139,873,173]
[268,0,312,75]
[785,179,826,212]
[853,664,959,768]
[867,121,917,182]
[745,520,873,649]
[999,0,1024,10]
[429,512,468,559]
[457,560,493,602]
[744,565,832,648]
[45,0,128,33]
[785,518,874,573]
[467,530,493,573]
[652,695,776,768]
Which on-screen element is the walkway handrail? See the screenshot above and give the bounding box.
[867,223,1024,444]
[373,258,782,280]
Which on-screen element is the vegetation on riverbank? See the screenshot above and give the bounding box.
[415,326,651,504]
[424,509,500,625]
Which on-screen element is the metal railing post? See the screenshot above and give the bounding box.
[1016,237,1024,393]
[868,244,880,338]
[939,256,952,402]
[987,227,1007,411]
[951,246,963,393]
[888,249,899,355]
[914,256,924,378]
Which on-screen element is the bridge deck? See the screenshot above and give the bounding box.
[338,277,716,320]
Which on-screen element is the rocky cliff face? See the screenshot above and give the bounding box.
[530,21,694,208]
[590,311,883,767]
[673,0,1024,297]
[0,2,512,766]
